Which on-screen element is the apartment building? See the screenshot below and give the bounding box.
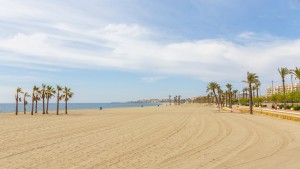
[265,82,300,97]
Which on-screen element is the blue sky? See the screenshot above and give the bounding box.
[0,0,300,102]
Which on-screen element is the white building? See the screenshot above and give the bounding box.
[265,82,300,97]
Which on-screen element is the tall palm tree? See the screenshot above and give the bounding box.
[254,81,261,106]
[35,89,41,114]
[292,67,300,81]
[23,92,31,114]
[207,82,220,107]
[174,96,177,105]
[242,88,245,98]
[233,90,238,99]
[225,91,228,107]
[243,72,259,114]
[46,85,56,114]
[216,85,223,107]
[15,87,22,115]
[292,67,300,91]
[56,85,63,115]
[243,87,248,99]
[226,84,232,108]
[31,85,39,115]
[252,85,256,98]
[41,84,46,114]
[255,81,261,98]
[278,67,290,108]
[61,87,74,114]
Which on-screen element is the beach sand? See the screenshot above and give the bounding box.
[1,104,300,169]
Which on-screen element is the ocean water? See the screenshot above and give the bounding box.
[0,103,161,113]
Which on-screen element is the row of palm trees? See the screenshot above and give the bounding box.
[278,67,300,108]
[15,84,74,115]
[207,72,260,114]
[174,95,181,105]
[206,67,300,114]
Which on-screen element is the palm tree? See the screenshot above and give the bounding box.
[46,85,56,114]
[226,84,232,108]
[61,87,74,114]
[216,85,223,107]
[207,82,220,107]
[225,91,228,107]
[56,85,63,115]
[23,92,31,114]
[243,72,259,114]
[15,87,22,115]
[292,67,300,91]
[278,67,290,108]
[255,81,261,98]
[41,84,46,114]
[292,67,300,81]
[31,85,39,115]
[233,90,238,99]
[254,81,261,106]
[243,87,248,99]
[174,96,177,105]
[34,89,41,114]
[252,85,256,98]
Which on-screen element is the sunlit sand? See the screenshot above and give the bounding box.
[1,104,300,168]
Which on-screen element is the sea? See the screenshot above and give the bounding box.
[0,103,161,113]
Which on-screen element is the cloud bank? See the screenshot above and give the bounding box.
[0,0,299,85]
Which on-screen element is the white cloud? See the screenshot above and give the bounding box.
[0,0,299,85]
[0,25,300,83]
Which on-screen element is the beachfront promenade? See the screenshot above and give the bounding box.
[1,104,300,168]
[230,105,300,122]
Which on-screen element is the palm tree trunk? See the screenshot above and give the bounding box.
[35,99,38,113]
[218,94,222,108]
[31,93,34,115]
[212,90,219,106]
[225,92,228,107]
[46,97,49,114]
[249,84,253,114]
[57,92,59,115]
[16,93,18,115]
[65,99,68,114]
[42,94,45,114]
[24,97,26,114]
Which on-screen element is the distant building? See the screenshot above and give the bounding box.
[265,82,300,97]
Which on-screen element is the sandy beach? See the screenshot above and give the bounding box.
[1,104,300,169]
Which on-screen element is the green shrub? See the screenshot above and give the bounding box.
[293,106,300,111]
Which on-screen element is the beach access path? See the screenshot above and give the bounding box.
[1,104,300,169]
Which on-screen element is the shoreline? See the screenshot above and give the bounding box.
[0,102,162,114]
